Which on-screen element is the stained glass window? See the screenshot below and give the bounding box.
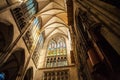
[46,36,67,67]
[47,37,66,56]
[32,33,44,67]
[12,0,37,29]
[23,17,41,55]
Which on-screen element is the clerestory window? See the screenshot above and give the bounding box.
[46,36,67,67]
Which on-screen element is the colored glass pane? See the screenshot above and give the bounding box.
[47,37,66,56]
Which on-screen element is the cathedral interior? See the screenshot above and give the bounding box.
[0,0,120,80]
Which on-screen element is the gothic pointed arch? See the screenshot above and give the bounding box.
[0,21,13,54]
[0,48,25,80]
[24,67,33,80]
[46,35,67,67]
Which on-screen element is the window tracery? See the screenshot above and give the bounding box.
[23,17,41,53]
[32,33,44,66]
[46,36,67,67]
[43,70,69,80]
[12,0,37,29]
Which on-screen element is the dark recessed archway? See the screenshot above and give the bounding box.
[0,48,25,80]
[0,21,13,53]
[24,67,33,80]
[0,32,5,53]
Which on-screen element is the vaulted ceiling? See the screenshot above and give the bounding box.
[36,0,69,39]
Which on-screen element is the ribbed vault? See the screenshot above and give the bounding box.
[36,0,68,39]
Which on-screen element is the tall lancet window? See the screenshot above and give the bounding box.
[46,36,67,67]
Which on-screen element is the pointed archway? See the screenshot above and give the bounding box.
[24,67,33,80]
[0,48,25,80]
[0,21,13,53]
